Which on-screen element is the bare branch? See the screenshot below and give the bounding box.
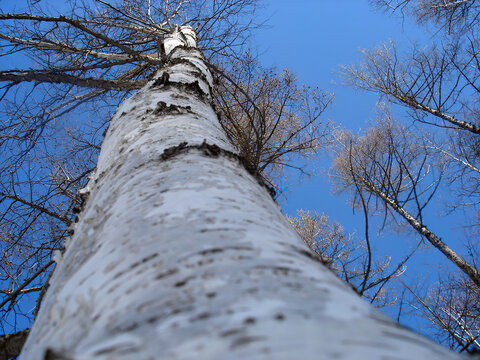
[0,70,146,90]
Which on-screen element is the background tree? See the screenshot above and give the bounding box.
[213,55,333,192]
[289,209,409,306]
[403,274,480,351]
[335,0,480,352]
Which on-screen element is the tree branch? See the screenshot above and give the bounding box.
[0,70,146,90]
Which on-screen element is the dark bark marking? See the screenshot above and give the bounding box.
[199,141,221,157]
[220,329,243,337]
[171,80,208,99]
[102,126,109,137]
[295,248,322,262]
[185,258,215,268]
[230,336,266,350]
[198,248,224,255]
[171,93,190,101]
[160,142,189,160]
[190,312,211,322]
[112,270,126,280]
[44,349,71,360]
[141,253,159,263]
[129,253,159,270]
[77,190,90,215]
[166,45,203,60]
[152,72,170,87]
[155,268,178,280]
[147,316,160,323]
[284,282,303,290]
[159,140,276,199]
[115,322,140,333]
[174,276,194,287]
[243,317,256,325]
[275,314,285,321]
[110,254,160,282]
[151,58,210,99]
[254,265,300,275]
[153,101,192,116]
[286,244,327,265]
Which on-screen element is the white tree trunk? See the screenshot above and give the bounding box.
[20,27,462,360]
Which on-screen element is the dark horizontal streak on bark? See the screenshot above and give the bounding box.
[165,53,214,95]
[0,70,146,90]
[151,72,210,100]
[160,140,276,199]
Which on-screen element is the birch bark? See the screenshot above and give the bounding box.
[20,27,462,360]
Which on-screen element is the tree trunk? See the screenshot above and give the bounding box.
[20,27,461,360]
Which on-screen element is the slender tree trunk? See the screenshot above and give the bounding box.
[20,27,461,360]
[356,173,480,288]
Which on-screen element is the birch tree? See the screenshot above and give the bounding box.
[0,1,468,359]
[332,106,480,352]
[336,0,480,352]
[289,210,409,306]
[0,0,331,341]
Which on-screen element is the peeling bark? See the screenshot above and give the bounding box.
[20,26,463,360]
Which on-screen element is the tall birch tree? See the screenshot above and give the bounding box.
[0,0,329,339]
